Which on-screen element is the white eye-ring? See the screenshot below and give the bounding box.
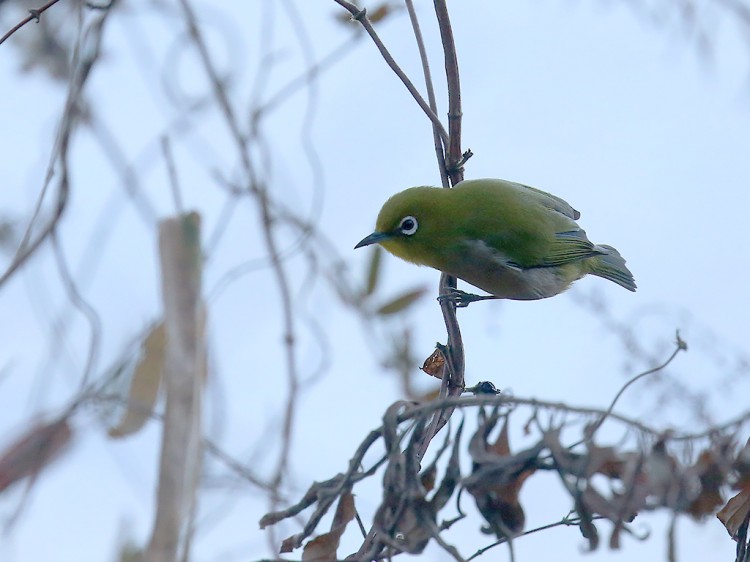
[398,215,418,236]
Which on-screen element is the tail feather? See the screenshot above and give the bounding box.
[589,245,637,292]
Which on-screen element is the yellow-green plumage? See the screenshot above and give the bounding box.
[355,178,636,301]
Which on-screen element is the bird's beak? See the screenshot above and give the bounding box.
[354,231,393,249]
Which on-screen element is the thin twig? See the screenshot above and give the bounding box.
[332,0,449,146]
[433,0,463,179]
[0,2,111,289]
[50,233,102,390]
[587,331,688,440]
[0,0,62,46]
[467,514,606,561]
[405,0,448,188]
[177,0,300,517]
[426,0,466,462]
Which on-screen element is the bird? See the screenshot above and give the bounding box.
[355,178,636,304]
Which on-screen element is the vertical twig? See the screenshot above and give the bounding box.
[433,0,463,181]
[145,213,205,562]
[416,0,466,460]
[405,0,449,188]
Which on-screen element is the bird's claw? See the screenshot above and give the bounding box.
[438,289,496,308]
[464,381,502,395]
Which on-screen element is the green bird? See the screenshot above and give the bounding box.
[355,178,636,302]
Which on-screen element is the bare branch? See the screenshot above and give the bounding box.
[0,0,63,46]
[332,0,449,146]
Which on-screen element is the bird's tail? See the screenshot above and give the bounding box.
[588,245,637,292]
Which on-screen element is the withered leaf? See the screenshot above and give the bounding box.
[302,533,339,561]
[420,348,445,379]
[718,489,750,541]
[574,495,600,551]
[686,449,727,519]
[0,417,72,493]
[280,534,300,554]
[108,323,165,438]
[302,491,355,560]
[375,287,427,316]
[586,443,626,479]
[468,417,536,538]
[420,464,436,493]
[368,3,402,24]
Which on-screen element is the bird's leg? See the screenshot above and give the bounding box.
[438,289,499,308]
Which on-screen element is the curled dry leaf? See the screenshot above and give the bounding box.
[302,491,356,560]
[467,416,536,538]
[108,323,166,438]
[334,2,402,25]
[420,348,446,380]
[0,417,72,493]
[717,490,750,541]
[368,2,403,24]
[718,438,750,540]
[420,464,437,493]
[686,448,730,519]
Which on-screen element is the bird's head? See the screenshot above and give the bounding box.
[355,187,448,265]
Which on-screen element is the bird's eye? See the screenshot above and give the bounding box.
[399,216,418,236]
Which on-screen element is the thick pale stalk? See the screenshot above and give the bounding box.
[145,213,205,562]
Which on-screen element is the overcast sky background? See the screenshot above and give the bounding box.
[1,1,750,561]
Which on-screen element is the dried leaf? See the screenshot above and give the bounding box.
[420,348,446,379]
[365,246,382,296]
[574,494,600,551]
[331,490,356,529]
[686,449,728,518]
[586,444,626,479]
[420,464,436,493]
[718,489,750,540]
[375,287,427,316]
[108,323,166,438]
[302,533,339,561]
[0,417,72,493]
[302,491,356,560]
[368,3,401,24]
[280,534,299,554]
[467,417,536,537]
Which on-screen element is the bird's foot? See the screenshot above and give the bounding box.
[438,289,498,308]
[464,381,502,395]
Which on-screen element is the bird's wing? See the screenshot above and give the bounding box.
[463,240,524,271]
[515,182,581,220]
[541,230,603,267]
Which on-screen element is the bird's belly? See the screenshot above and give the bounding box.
[455,265,571,300]
[441,242,579,300]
